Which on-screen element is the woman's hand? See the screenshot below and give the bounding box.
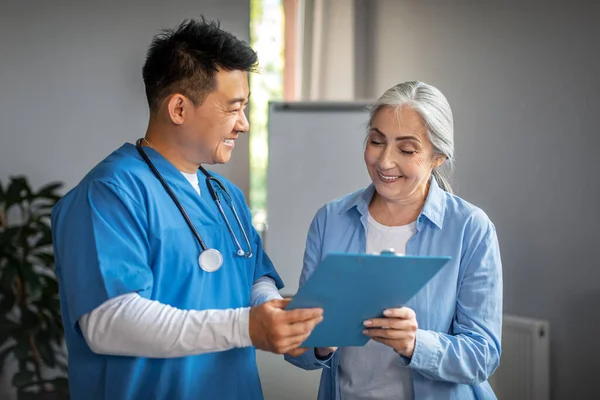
[362,307,418,359]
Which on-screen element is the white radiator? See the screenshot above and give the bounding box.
[489,314,550,400]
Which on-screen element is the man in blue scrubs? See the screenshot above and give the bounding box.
[51,18,323,400]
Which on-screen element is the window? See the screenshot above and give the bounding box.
[249,0,285,233]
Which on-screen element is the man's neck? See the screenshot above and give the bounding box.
[144,127,199,174]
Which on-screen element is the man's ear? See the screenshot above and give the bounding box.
[166,94,188,125]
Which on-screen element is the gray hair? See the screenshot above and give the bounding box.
[368,81,455,193]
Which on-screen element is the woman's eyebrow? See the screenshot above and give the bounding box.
[370,127,421,142]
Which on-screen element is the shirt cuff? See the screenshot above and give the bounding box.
[401,329,442,370]
[251,276,283,306]
[314,348,335,368]
[237,307,252,348]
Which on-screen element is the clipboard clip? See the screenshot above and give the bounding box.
[380,248,404,256]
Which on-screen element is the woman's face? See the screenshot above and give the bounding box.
[364,106,444,204]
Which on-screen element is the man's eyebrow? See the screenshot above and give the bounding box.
[227,92,251,105]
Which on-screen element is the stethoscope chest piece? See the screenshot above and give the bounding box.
[198,248,223,272]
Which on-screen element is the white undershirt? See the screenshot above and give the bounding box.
[78,171,283,357]
[180,171,201,195]
[338,212,417,400]
[78,277,281,357]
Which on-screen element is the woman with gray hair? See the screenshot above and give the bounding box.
[286,81,503,399]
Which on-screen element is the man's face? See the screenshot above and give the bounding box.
[176,69,250,165]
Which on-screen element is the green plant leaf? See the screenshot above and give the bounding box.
[0,328,11,349]
[36,337,56,368]
[14,338,32,367]
[35,182,63,200]
[55,357,68,372]
[0,291,16,314]
[32,229,54,250]
[0,316,19,331]
[39,280,60,303]
[0,177,65,383]
[35,296,59,315]
[33,206,54,217]
[21,308,41,334]
[38,310,62,345]
[12,370,35,388]
[0,345,17,374]
[49,298,62,320]
[5,177,30,213]
[30,251,55,268]
[50,377,69,393]
[0,264,16,291]
[18,357,28,372]
[18,260,43,298]
[0,228,20,251]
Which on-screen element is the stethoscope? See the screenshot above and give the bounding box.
[135,138,253,272]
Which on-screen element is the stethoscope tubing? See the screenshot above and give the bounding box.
[135,138,253,259]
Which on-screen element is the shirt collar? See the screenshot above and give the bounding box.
[339,176,447,229]
[339,184,375,216]
[420,176,446,229]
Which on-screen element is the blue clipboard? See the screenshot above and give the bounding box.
[286,251,450,347]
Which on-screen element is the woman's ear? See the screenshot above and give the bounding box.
[433,154,447,169]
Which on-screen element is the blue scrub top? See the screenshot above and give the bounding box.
[51,143,284,400]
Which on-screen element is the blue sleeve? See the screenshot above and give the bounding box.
[52,180,153,327]
[404,214,503,385]
[221,178,284,289]
[251,225,284,289]
[285,207,334,370]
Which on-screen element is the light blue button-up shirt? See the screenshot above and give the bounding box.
[285,177,503,400]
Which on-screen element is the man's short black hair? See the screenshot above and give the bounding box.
[142,17,258,110]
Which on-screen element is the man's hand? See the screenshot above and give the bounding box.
[249,298,323,354]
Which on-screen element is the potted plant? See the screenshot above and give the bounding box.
[0,176,69,399]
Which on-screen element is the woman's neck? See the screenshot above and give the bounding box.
[368,185,429,227]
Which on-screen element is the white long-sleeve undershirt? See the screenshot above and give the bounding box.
[78,276,282,357]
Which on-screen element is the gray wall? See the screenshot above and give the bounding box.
[368,1,600,399]
[0,0,251,196]
[3,1,599,399]
[0,1,250,398]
